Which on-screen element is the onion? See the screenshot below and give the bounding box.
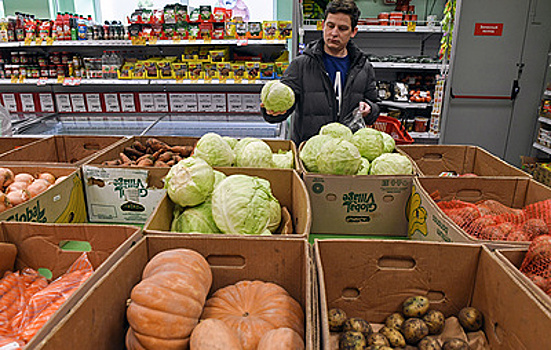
[26,180,50,198]
[14,173,35,185]
[0,192,11,212]
[0,168,14,189]
[38,172,56,184]
[54,175,68,185]
[6,190,30,207]
[6,181,29,193]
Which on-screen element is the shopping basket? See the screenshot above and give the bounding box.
[371,115,414,144]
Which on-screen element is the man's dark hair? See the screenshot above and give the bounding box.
[324,0,361,28]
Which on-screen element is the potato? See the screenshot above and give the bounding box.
[328,308,347,332]
[423,310,445,335]
[401,318,429,345]
[366,346,394,350]
[342,317,373,338]
[385,312,405,330]
[418,336,442,350]
[366,332,390,347]
[402,295,430,318]
[458,307,484,332]
[339,331,366,350]
[379,326,406,347]
[442,338,471,350]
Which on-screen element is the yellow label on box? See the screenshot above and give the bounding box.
[36,38,43,45]
[407,22,416,32]
[46,37,54,45]
[24,37,32,45]
[10,75,17,83]
[205,77,213,83]
[204,37,211,43]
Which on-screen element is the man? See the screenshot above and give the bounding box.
[261,0,380,146]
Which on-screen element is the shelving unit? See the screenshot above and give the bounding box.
[0,78,267,86]
[533,142,551,156]
[0,39,288,48]
[532,52,551,158]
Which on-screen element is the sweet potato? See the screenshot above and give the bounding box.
[158,151,175,163]
[173,155,182,163]
[102,159,121,166]
[124,147,144,159]
[170,145,194,157]
[133,140,147,153]
[166,160,176,166]
[120,153,132,165]
[154,160,170,168]
[137,157,154,167]
[145,138,169,152]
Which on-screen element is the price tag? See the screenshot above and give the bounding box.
[46,37,54,45]
[86,94,103,112]
[2,94,17,112]
[242,94,260,113]
[219,76,227,84]
[36,38,43,45]
[204,37,211,44]
[120,93,136,112]
[131,37,139,45]
[227,94,243,112]
[39,93,55,112]
[182,94,198,112]
[56,94,72,113]
[24,37,32,45]
[197,94,214,112]
[139,93,155,112]
[153,93,169,112]
[407,21,416,32]
[173,37,181,43]
[205,76,213,84]
[237,39,248,46]
[70,94,87,112]
[20,94,36,112]
[62,77,72,86]
[316,21,323,30]
[37,78,48,86]
[176,77,184,84]
[234,77,243,84]
[169,93,186,112]
[104,93,121,112]
[211,94,227,112]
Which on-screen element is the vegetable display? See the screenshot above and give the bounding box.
[0,168,59,213]
[101,138,193,167]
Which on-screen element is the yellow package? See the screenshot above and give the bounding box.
[143,61,159,79]
[278,21,292,39]
[118,63,134,79]
[188,62,204,79]
[133,62,146,80]
[157,61,173,79]
[197,48,211,62]
[183,46,199,61]
[263,21,278,40]
[246,61,260,80]
[204,63,218,80]
[210,49,226,62]
[260,63,275,80]
[217,62,232,80]
[232,62,245,81]
[172,62,188,80]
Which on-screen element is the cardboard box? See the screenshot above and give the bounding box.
[315,239,551,350]
[0,222,142,348]
[145,168,311,237]
[495,247,551,313]
[83,136,300,224]
[298,147,413,235]
[408,177,551,247]
[0,135,125,166]
[0,165,87,223]
[398,144,529,177]
[0,136,45,155]
[34,235,314,350]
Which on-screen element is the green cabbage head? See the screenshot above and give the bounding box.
[381,131,396,153]
[319,122,353,141]
[272,150,294,169]
[352,127,384,161]
[369,153,413,175]
[164,157,214,207]
[213,170,227,188]
[261,80,295,112]
[171,200,221,234]
[233,137,262,157]
[299,134,332,173]
[194,132,235,167]
[317,138,362,175]
[223,136,238,149]
[212,174,277,234]
[236,141,274,168]
[356,157,371,175]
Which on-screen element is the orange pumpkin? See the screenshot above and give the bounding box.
[257,327,305,350]
[201,280,304,350]
[126,249,212,350]
[190,319,243,350]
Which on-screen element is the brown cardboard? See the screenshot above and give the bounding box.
[407,177,550,248]
[0,135,125,166]
[495,248,551,314]
[315,239,551,350]
[0,165,87,223]
[297,144,413,235]
[145,168,311,237]
[0,222,142,348]
[398,144,529,177]
[0,136,45,155]
[0,242,17,276]
[34,234,313,350]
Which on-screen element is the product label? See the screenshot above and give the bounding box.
[104,93,120,112]
[197,93,213,111]
[342,192,377,213]
[153,93,169,112]
[6,201,46,222]
[169,94,186,112]
[227,94,243,112]
[242,94,259,113]
[474,23,504,36]
[20,94,36,112]
[139,94,155,112]
[55,94,72,112]
[182,94,198,112]
[120,93,136,112]
[211,93,227,112]
[39,93,55,112]
[70,94,87,112]
[2,94,17,112]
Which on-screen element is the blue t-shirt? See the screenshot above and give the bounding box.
[322,52,350,114]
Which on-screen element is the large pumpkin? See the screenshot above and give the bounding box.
[126,249,212,350]
[257,327,305,350]
[190,319,243,350]
[201,280,304,350]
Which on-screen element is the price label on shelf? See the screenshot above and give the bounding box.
[316,21,323,30]
[153,93,169,112]
[204,37,212,44]
[24,37,32,46]
[173,37,181,43]
[55,94,72,113]
[20,94,36,112]
[104,93,121,112]
[86,94,103,112]
[227,94,243,112]
[148,37,158,45]
[120,93,136,112]
[57,76,65,84]
[2,94,17,112]
[18,75,25,83]
[242,94,260,113]
[211,94,227,112]
[234,77,243,84]
[176,77,184,84]
[39,93,55,112]
[139,93,155,112]
[205,77,213,84]
[10,76,17,84]
[36,38,43,45]
[237,39,248,46]
[37,78,48,86]
[182,94,198,112]
[46,37,54,45]
[70,94,87,112]
[169,94,186,112]
[407,21,416,32]
[219,77,227,84]
[198,94,214,112]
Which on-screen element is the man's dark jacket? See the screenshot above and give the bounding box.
[262,38,380,146]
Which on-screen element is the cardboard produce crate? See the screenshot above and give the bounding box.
[0,136,44,155]
[0,222,142,348]
[145,168,311,237]
[83,136,299,224]
[298,145,413,235]
[0,135,125,166]
[0,165,87,223]
[33,235,314,350]
[408,177,551,247]
[398,144,529,177]
[315,239,551,350]
[495,247,551,313]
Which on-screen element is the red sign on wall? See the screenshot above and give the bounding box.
[474,23,504,36]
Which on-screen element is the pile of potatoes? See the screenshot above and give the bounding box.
[101,138,194,167]
[0,167,64,213]
[329,296,485,350]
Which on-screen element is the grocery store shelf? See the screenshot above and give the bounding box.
[0,78,265,86]
[544,90,551,97]
[371,62,443,70]
[303,24,442,33]
[539,117,551,126]
[148,79,266,85]
[409,131,439,139]
[0,39,287,48]
[380,100,431,109]
[533,142,551,155]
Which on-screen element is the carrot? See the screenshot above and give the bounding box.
[133,140,147,153]
[137,157,154,167]
[145,138,169,152]
[157,151,174,163]
[154,160,170,168]
[119,153,132,165]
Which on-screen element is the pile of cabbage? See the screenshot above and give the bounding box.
[299,122,413,175]
[192,132,294,169]
[165,156,282,235]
